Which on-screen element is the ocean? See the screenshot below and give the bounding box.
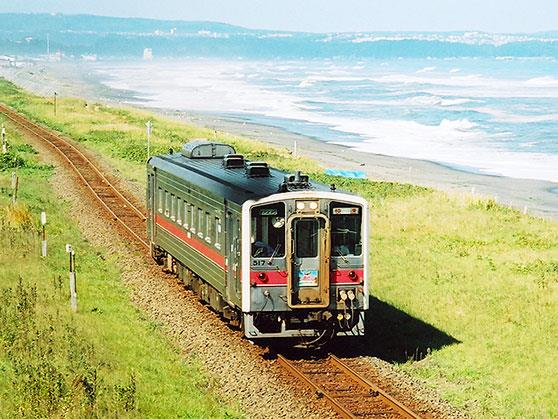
[89,31,558,183]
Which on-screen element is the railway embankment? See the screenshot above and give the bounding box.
[1,77,558,418]
[0,120,241,417]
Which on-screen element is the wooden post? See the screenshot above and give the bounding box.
[145,120,152,160]
[11,172,18,204]
[41,210,47,257]
[66,244,77,312]
[1,124,6,154]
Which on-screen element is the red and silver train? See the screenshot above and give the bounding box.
[147,140,368,346]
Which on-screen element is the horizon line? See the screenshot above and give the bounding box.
[1,11,557,36]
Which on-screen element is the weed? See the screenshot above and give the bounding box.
[0,151,27,170]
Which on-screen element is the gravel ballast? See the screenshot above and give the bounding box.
[17,121,467,418]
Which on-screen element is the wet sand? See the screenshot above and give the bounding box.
[2,61,557,219]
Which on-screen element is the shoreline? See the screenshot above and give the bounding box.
[2,61,557,219]
[162,109,558,219]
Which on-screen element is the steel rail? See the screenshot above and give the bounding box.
[0,104,149,250]
[330,355,422,419]
[0,104,146,221]
[277,355,357,419]
[277,354,422,419]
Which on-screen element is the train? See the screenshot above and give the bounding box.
[147,140,368,346]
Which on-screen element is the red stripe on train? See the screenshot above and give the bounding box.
[156,214,226,270]
[250,269,364,286]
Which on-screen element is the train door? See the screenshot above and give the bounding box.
[225,210,241,304]
[287,214,331,308]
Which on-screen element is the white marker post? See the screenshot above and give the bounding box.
[66,244,77,312]
[1,125,6,154]
[54,92,57,116]
[11,172,18,204]
[293,140,297,158]
[41,210,47,257]
[145,120,152,160]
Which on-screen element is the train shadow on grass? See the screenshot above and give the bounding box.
[329,295,461,363]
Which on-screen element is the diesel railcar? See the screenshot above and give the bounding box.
[147,140,368,345]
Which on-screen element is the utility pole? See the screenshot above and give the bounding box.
[145,120,152,160]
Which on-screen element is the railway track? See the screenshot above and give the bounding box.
[0,104,149,250]
[278,354,422,418]
[2,104,426,418]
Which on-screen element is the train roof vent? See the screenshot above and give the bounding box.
[278,171,311,192]
[222,154,245,169]
[245,161,271,178]
[181,139,236,159]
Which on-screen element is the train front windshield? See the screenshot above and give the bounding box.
[251,203,286,258]
[330,202,362,257]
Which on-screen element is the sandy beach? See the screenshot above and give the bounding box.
[2,61,558,219]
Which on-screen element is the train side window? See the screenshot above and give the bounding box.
[330,202,362,257]
[215,217,222,250]
[198,208,204,239]
[164,191,170,217]
[190,204,196,233]
[205,212,212,243]
[170,194,176,221]
[183,201,189,229]
[157,188,163,213]
[176,198,182,225]
[250,202,285,257]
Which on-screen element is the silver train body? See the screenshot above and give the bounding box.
[147,140,368,343]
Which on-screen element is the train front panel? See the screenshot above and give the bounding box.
[241,191,368,341]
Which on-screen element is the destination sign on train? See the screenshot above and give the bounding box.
[332,207,360,215]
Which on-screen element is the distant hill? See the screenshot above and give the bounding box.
[0,13,246,34]
[0,13,556,60]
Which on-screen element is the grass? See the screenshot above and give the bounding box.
[0,119,240,417]
[1,77,558,418]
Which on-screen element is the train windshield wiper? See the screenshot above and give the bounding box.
[336,247,349,264]
[267,243,281,265]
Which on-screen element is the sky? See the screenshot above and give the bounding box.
[1,0,557,33]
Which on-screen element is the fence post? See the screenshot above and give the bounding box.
[11,172,18,204]
[145,120,152,160]
[1,125,6,154]
[41,210,47,257]
[66,244,77,311]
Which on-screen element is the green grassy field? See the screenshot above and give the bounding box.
[0,116,239,417]
[1,78,558,418]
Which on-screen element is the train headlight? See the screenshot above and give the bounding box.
[337,313,344,321]
[347,290,355,301]
[339,290,347,301]
[258,272,268,282]
[295,201,319,212]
